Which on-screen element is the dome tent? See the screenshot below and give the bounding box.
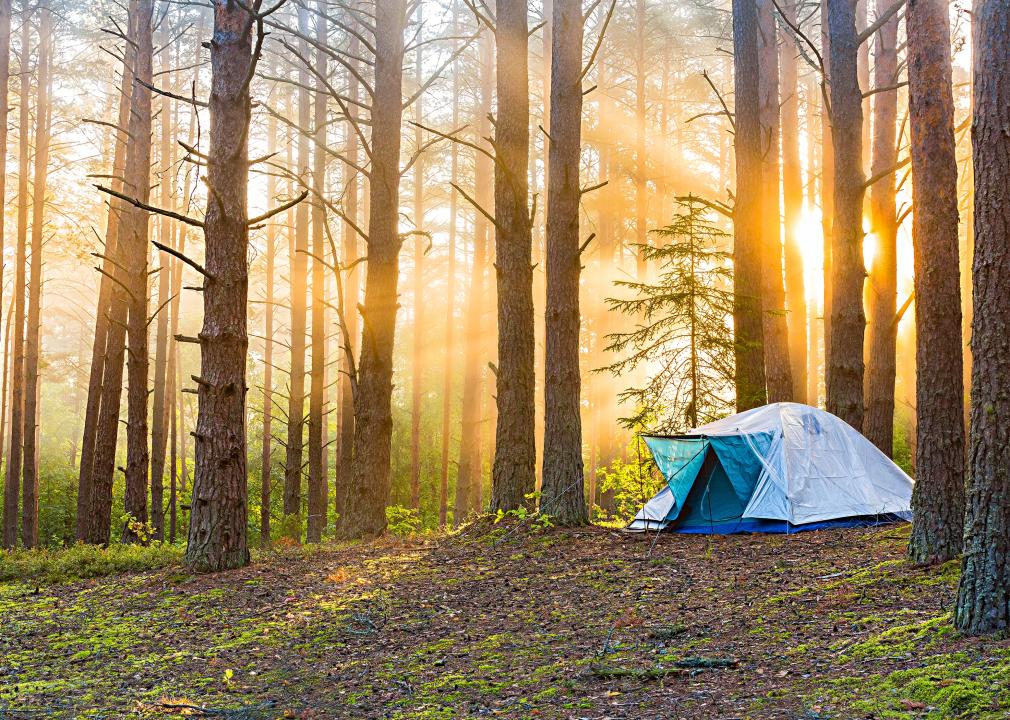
[628,403,913,534]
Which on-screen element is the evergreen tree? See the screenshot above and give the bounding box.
[604,197,735,433]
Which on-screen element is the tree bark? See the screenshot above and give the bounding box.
[0,0,10,516]
[490,0,536,513]
[120,0,154,545]
[343,0,408,538]
[780,0,806,404]
[260,84,279,548]
[955,0,1010,636]
[820,0,834,394]
[732,0,766,412]
[284,5,312,539]
[862,0,899,455]
[306,9,328,543]
[906,0,964,565]
[149,20,175,541]
[825,0,866,429]
[335,34,360,532]
[3,8,32,549]
[455,30,494,523]
[20,3,52,549]
[757,0,792,403]
[540,0,588,526]
[184,0,258,572]
[410,11,424,513]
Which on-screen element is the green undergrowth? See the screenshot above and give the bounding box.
[0,542,182,585]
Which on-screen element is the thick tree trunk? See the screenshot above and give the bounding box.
[120,0,154,545]
[955,0,1010,636]
[490,0,536,513]
[780,0,806,404]
[862,1,898,455]
[20,4,52,549]
[0,0,10,507]
[906,0,964,565]
[284,6,312,539]
[3,10,32,549]
[826,0,866,429]
[820,0,834,392]
[540,0,587,526]
[757,0,792,403]
[183,0,257,572]
[455,31,494,524]
[306,10,328,543]
[732,0,766,412]
[343,0,407,538]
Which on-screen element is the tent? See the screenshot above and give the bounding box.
[627,402,913,534]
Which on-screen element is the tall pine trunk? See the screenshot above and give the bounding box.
[906,0,964,564]
[757,0,792,403]
[490,0,536,513]
[409,19,424,512]
[825,0,866,429]
[540,0,587,526]
[184,0,258,572]
[306,10,328,543]
[343,0,408,538]
[731,0,766,411]
[120,0,154,544]
[21,4,52,549]
[780,0,806,403]
[954,0,1010,636]
[862,0,899,455]
[3,9,32,549]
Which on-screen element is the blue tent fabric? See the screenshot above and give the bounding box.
[627,404,914,534]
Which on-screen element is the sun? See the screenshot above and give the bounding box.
[795,204,825,310]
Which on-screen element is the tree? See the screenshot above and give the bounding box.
[604,198,735,432]
[863,0,899,455]
[342,0,409,537]
[955,0,1010,636]
[731,0,766,412]
[21,1,53,549]
[489,0,537,513]
[540,0,589,526]
[120,0,154,544]
[906,0,964,565]
[756,0,792,403]
[3,5,33,549]
[185,0,277,572]
[825,0,866,429]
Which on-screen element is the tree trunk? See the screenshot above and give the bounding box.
[456,30,493,524]
[149,20,174,542]
[541,0,587,526]
[3,8,32,549]
[490,0,536,513]
[184,0,258,572]
[825,0,866,429]
[120,0,154,545]
[260,90,278,548]
[335,35,360,532]
[20,3,52,549]
[307,9,328,543]
[343,0,408,538]
[732,0,766,412]
[862,0,899,455]
[633,0,648,279]
[906,0,964,565]
[410,14,424,513]
[757,0,792,403]
[284,5,312,540]
[820,0,834,393]
[0,0,10,501]
[954,0,1010,636]
[780,0,806,404]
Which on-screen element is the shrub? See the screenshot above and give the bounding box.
[385,505,421,537]
[0,542,182,585]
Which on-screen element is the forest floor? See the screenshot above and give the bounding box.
[2,521,1008,719]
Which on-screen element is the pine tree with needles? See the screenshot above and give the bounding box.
[604,197,735,433]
